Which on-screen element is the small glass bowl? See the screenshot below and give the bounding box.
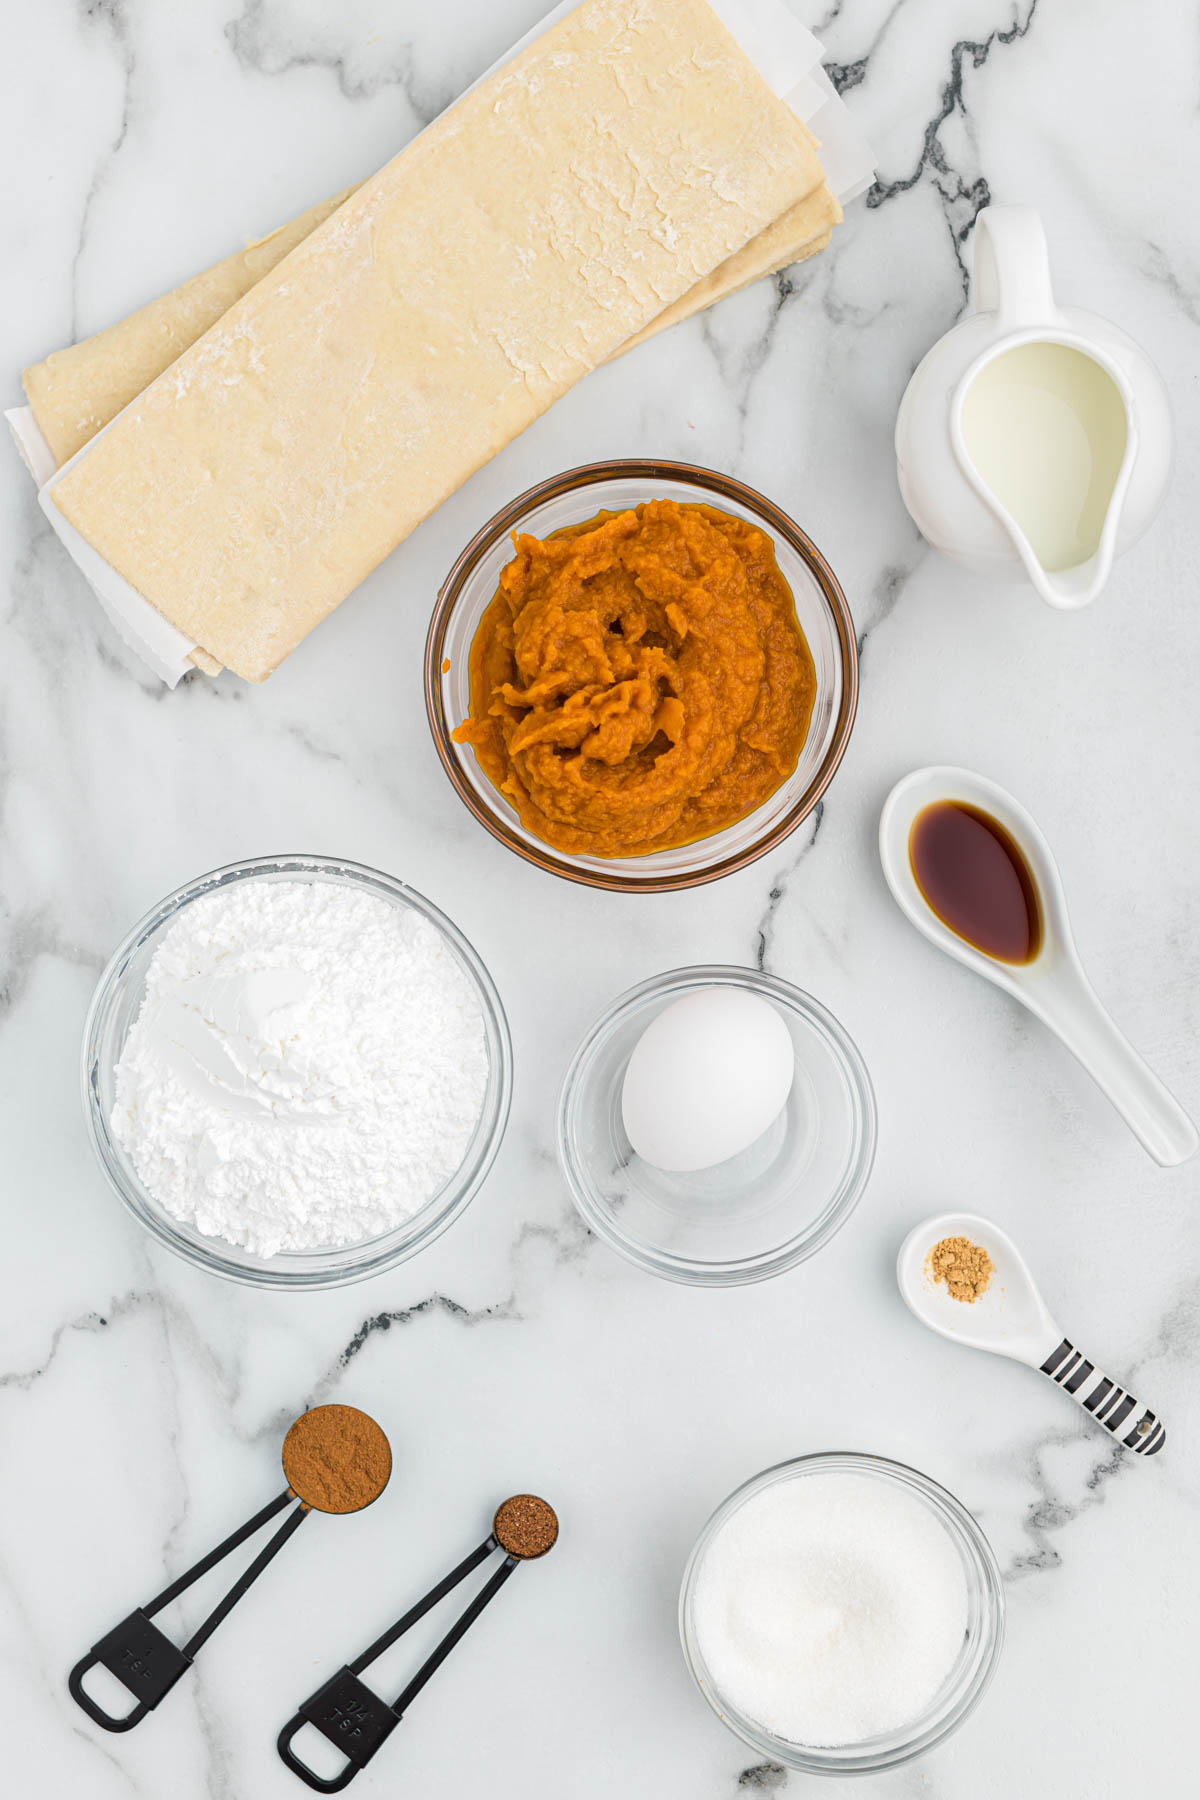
[425,460,858,893]
[679,1453,1006,1775]
[557,967,876,1285]
[81,856,512,1290]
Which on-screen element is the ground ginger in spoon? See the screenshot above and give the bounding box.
[927,1235,994,1303]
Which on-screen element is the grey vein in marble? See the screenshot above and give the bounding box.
[1006,1431,1129,1579]
[698,259,831,467]
[331,1293,522,1376]
[226,0,454,116]
[70,0,136,341]
[855,549,925,659]
[0,910,104,1026]
[736,1761,788,1791]
[840,0,1041,290]
[510,1205,596,1270]
[1135,236,1200,329]
[754,801,825,973]
[0,1305,115,1391]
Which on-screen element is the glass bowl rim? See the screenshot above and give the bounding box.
[556,964,877,1286]
[424,458,859,894]
[678,1450,1007,1774]
[80,853,513,1291]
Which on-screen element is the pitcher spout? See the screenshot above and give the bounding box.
[1024,543,1117,612]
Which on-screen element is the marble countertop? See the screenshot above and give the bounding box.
[4,2,1198,1795]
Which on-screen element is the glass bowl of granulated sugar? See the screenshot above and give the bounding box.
[679,1452,1004,1774]
[82,856,512,1289]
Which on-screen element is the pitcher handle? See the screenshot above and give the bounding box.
[972,207,1058,328]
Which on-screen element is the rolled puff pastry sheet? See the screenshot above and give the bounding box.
[620,178,842,353]
[23,179,837,467]
[51,0,825,682]
[23,187,358,468]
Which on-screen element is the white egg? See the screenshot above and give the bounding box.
[620,985,795,1173]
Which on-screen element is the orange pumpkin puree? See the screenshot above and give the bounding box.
[452,500,816,858]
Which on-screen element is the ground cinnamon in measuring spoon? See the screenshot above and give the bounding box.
[927,1236,994,1303]
[282,1404,392,1513]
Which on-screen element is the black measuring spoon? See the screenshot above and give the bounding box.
[277,1493,558,1791]
[69,1404,391,1731]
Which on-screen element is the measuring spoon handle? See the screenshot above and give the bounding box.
[1038,969,1198,1167]
[1038,1336,1165,1456]
[69,1490,303,1731]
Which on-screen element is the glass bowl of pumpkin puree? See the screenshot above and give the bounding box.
[425,461,858,893]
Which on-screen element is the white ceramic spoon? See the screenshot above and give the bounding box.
[880,765,1198,1167]
[898,1211,1165,1456]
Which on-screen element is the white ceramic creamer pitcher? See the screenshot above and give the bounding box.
[895,207,1173,608]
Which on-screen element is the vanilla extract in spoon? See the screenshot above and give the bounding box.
[880,766,1198,1165]
[909,800,1041,965]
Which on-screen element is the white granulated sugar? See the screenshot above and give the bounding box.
[693,1471,968,1748]
[111,880,489,1256]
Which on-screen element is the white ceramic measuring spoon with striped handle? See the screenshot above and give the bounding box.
[897,1211,1166,1456]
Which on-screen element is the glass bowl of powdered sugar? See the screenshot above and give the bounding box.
[679,1452,1004,1774]
[82,856,512,1289]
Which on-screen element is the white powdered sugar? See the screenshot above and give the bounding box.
[111,879,489,1255]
